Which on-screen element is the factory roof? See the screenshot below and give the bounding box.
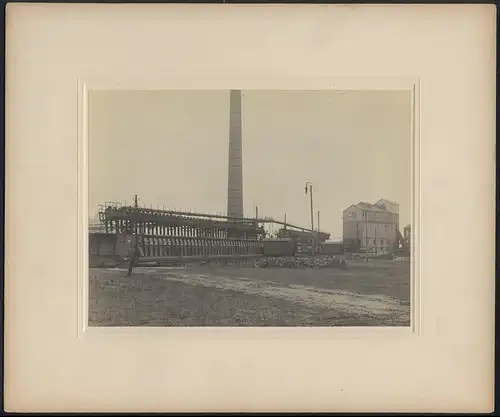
[344,202,390,212]
[357,202,378,209]
[376,198,398,205]
[343,200,400,213]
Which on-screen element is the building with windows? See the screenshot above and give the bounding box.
[403,224,411,247]
[342,199,400,252]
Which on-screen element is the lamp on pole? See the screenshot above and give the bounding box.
[305,181,315,254]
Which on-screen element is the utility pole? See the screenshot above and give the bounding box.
[317,210,321,253]
[317,210,321,250]
[305,182,314,254]
[128,194,140,277]
[356,222,360,250]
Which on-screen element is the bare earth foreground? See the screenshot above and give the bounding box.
[89,260,410,327]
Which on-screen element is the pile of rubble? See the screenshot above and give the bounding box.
[254,256,347,269]
[352,251,390,260]
[351,252,410,262]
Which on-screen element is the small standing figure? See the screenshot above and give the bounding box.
[127,236,140,276]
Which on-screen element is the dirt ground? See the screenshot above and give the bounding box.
[89,260,410,327]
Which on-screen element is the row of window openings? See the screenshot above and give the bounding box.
[356,225,393,233]
[349,213,397,221]
[365,238,386,245]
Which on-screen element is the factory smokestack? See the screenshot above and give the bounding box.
[227,89,244,219]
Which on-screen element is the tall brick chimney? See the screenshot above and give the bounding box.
[227,90,244,219]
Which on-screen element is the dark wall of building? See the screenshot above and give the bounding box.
[320,243,345,255]
[277,228,329,245]
[262,239,296,257]
[342,238,362,253]
[89,232,121,267]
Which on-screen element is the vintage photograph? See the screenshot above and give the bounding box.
[88,89,412,327]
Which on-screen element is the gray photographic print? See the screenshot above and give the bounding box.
[88,89,412,327]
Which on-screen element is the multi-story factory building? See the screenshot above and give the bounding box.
[342,199,400,252]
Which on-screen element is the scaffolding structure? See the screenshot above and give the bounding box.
[90,198,331,271]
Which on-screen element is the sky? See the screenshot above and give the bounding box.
[88,89,412,239]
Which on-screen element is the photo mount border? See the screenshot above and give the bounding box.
[77,76,421,340]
